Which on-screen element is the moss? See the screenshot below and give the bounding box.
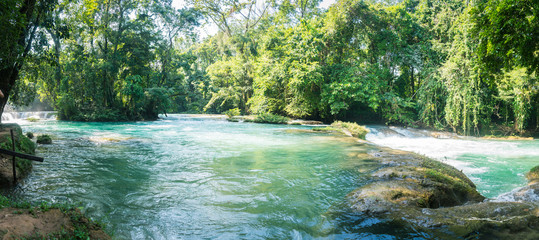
[312,126,341,132]
[36,135,52,144]
[0,127,36,177]
[420,156,476,188]
[424,169,470,192]
[527,165,539,181]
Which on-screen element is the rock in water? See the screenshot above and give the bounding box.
[36,135,52,144]
[342,148,539,239]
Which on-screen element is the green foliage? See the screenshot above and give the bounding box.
[4,0,538,135]
[223,108,241,118]
[253,113,290,124]
[204,56,252,113]
[470,0,539,74]
[496,68,538,132]
[13,0,201,122]
[0,126,36,177]
[527,165,539,181]
[252,19,326,118]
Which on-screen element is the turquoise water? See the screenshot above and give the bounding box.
[7,115,383,239]
[3,115,539,239]
[366,126,539,198]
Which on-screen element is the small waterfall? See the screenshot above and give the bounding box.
[1,111,57,122]
[366,125,460,139]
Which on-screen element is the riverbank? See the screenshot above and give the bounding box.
[0,196,110,239]
[0,124,35,185]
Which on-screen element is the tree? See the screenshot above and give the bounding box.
[0,0,56,120]
[471,0,539,74]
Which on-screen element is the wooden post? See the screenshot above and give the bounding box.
[10,129,16,184]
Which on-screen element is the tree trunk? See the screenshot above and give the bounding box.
[0,0,39,122]
[0,67,20,123]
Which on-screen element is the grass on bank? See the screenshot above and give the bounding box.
[0,195,110,239]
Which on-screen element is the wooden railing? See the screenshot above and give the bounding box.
[0,130,44,184]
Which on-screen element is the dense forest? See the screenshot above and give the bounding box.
[1,0,538,136]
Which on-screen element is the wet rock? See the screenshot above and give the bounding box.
[494,166,539,204]
[347,150,484,213]
[343,149,539,239]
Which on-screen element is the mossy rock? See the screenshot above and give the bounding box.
[340,147,539,238]
[346,148,485,214]
[0,124,36,185]
[26,132,34,139]
[36,135,53,144]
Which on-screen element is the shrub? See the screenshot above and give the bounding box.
[330,121,369,139]
[254,113,289,124]
[223,108,241,118]
[26,117,40,122]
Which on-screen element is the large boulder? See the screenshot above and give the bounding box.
[342,149,539,239]
[347,148,484,214]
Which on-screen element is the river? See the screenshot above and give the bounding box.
[2,114,539,239]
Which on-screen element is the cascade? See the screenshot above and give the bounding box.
[1,111,57,122]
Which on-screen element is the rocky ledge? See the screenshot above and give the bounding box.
[343,147,539,239]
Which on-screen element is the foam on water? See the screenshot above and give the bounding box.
[1,111,57,122]
[366,126,539,198]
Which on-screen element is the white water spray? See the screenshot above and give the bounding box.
[1,111,57,122]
